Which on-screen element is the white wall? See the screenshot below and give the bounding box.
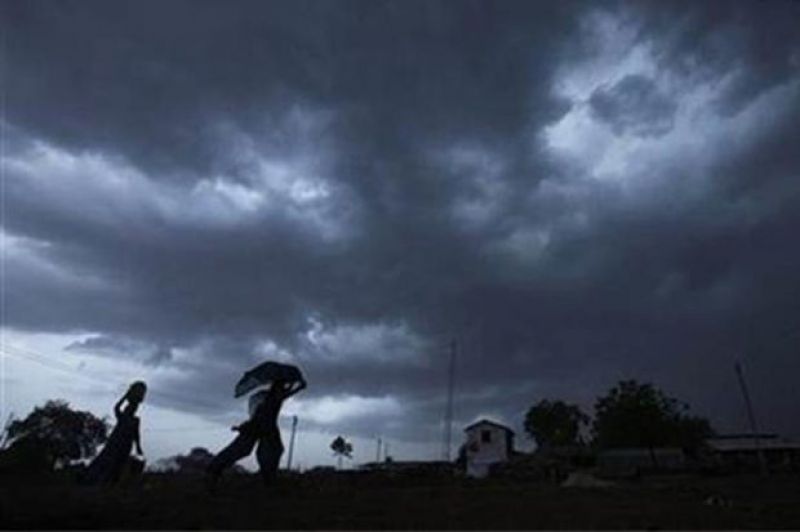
[464,423,510,478]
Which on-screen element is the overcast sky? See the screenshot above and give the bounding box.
[2,0,800,468]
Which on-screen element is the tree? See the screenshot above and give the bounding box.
[5,400,108,470]
[524,399,589,449]
[592,380,713,463]
[330,435,353,469]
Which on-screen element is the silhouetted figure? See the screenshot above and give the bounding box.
[206,378,306,490]
[83,381,146,485]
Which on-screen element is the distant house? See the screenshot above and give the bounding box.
[706,434,800,471]
[463,419,515,478]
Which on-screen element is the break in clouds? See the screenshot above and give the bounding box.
[2,0,800,448]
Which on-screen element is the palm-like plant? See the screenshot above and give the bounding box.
[330,435,353,469]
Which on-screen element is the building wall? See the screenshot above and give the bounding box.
[465,423,511,478]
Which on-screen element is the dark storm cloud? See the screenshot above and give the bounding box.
[3,0,800,445]
[630,0,800,114]
[2,0,574,178]
[589,75,676,137]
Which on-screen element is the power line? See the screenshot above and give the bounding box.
[0,346,235,434]
[1,345,118,390]
[0,343,306,440]
[0,343,228,415]
[2,344,187,407]
[734,360,768,476]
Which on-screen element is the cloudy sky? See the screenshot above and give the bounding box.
[2,0,800,468]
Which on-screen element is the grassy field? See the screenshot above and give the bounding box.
[1,471,799,529]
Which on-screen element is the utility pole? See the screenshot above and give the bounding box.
[376,437,382,463]
[0,412,14,450]
[734,361,767,475]
[286,415,298,471]
[442,339,456,462]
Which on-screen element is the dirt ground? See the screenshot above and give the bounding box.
[1,472,799,529]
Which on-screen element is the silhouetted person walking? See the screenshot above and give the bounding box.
[84,381,146,485]
[206,378,305,490]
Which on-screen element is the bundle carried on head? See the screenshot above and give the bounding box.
[127,381,147,403]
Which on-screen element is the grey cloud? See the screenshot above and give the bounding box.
[2,0,578,180]
[66,335,174,366]
[3,0,800,447]
[589,75,677,137]
[630,0,800,115]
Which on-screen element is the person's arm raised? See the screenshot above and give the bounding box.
[113,396,126,418]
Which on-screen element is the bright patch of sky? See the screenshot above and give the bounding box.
[288,394,402,425]
[0,328,433,469]
[205,107,355,241]
[6,115,352,241]
[304,317,428,366]
[542,8,800,212]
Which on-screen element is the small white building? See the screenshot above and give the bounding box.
[463,419,515,478]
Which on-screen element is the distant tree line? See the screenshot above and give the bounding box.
[1,380,715,475]
[524,379,714,454]
[0,400,108,473]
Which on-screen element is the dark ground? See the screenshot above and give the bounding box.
[1,471,799,529]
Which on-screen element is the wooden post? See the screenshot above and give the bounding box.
[735,361,767,475]
[286,415,298,471]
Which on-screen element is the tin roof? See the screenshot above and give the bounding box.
[464,418,515,434]
[706,436,800,452]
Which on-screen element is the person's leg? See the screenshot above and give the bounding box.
[108,441,136,485]
[207,434,257,485]
[256,438,284,486]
